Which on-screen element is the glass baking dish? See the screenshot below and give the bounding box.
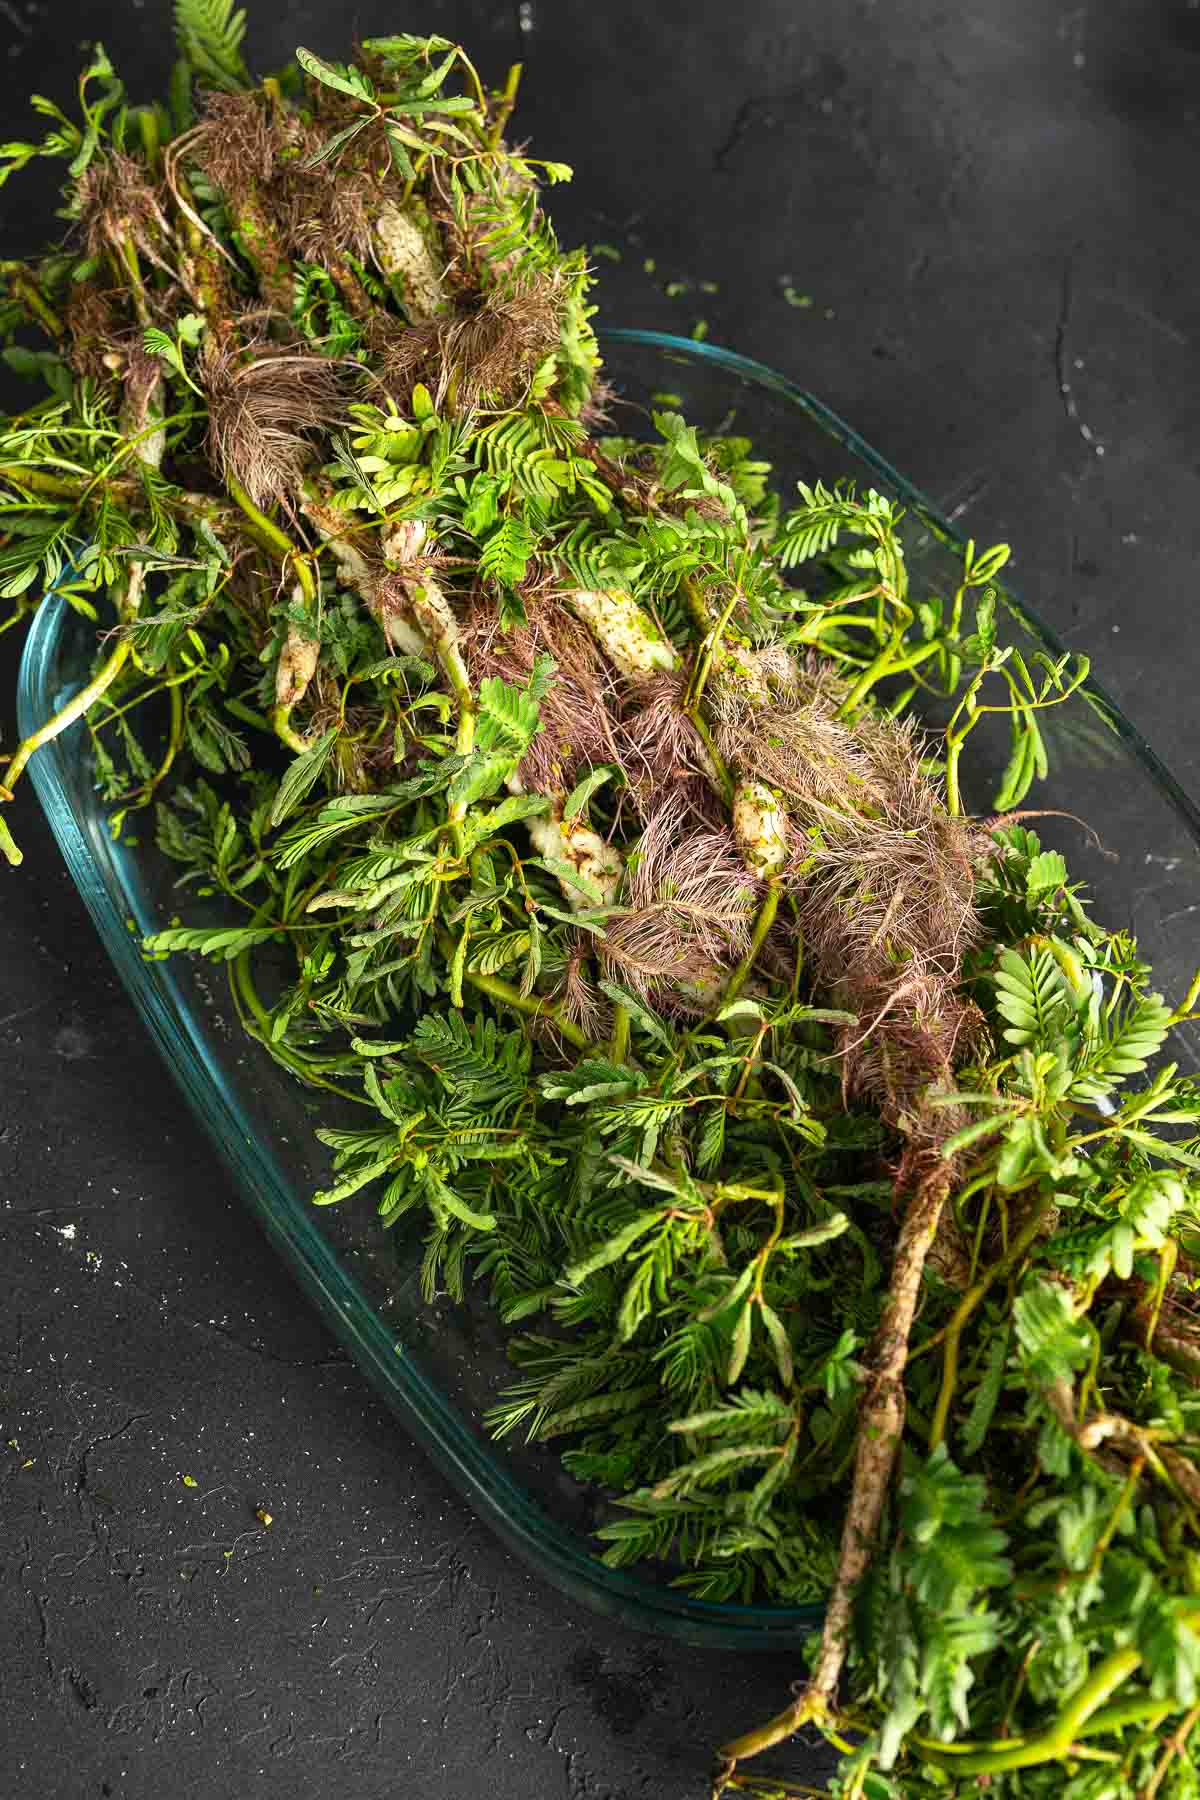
[17,329,1200,1649]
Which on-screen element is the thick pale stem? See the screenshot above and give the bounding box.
[565,587,679,682]
[720,1166,951,1767]
[373,201,447,321]
[518,779,624,911]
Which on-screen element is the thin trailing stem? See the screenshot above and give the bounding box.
[1144,1701,1200,1800]
[911,1620,1200,1773]
[927,1189,1055,1450]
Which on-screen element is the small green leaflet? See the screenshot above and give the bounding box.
[269,726,339,827]
[960,1324,1011,1457]
[727,1302,753,1384]
[563,1211,663,1284]
[564,764,621,820]
[302,117,370,169]
[294,45,375,101]
[1026,849,1067,897]
[143,924,278,961]
[312,1155,398,1207]
[424,1168,496,1232]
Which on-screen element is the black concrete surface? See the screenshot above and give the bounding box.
[2,3,1199,1796]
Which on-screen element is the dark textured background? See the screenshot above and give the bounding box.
[2,4,1198,1796]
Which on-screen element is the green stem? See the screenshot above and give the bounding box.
[835,631,904,718]
[225,478,321,753]
[792,609,882,645]
[688,706,735,805]
[913,1630,1195,1775]
[226,475,316,604]
[0,465,84,499]
[686,583,743,711]
[927,1191,1054,1450]
[723,881,781,1008]
[447,669,476,842]
[676,576,736,802]
[232,944,273,1036]
[463,965,591,1050]
[681,574,712,636]
[116,236,151,327]
[1,637,131,800]
[1143,1237,1178,1351]
[453,46,489,116]
[914,1698,1171,1769]
[0,264,62,338]
[945,735,964,818]
[437,931,590,1050]
[487,63,523,149]
[138,105,161,173]
[610,1002,631,1065]
[1078,1698,1175,1738]
[124,679,184,812]
[272,708,311,755]
[230,948,367,1105]
[1171,964,1200,1024]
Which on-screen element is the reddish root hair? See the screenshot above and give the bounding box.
[599,794,759,1010]
[460,593,622,793]
[617,671,722,820]
[370,269,566,413]
[200,343,349,507]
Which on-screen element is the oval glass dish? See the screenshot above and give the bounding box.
[17,329,1200,1650]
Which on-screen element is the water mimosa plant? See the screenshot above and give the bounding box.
[5,8,1200,1797]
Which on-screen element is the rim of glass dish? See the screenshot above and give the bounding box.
[17,329,1199,1652]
